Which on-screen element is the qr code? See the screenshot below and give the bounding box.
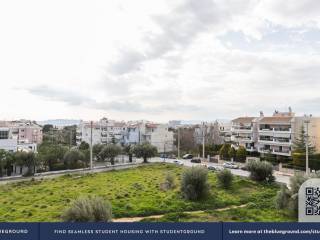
[305,187,320,215]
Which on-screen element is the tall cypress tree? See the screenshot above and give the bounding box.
[293,125,315,154]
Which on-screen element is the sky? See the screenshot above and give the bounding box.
[0,0,320,122]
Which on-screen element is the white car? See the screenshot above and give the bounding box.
[173,160,183,166]
[223,162,239,169]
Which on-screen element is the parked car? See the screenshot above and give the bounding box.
[223,162,239,169]
[191,158,201,163]
[208,165,223,171]
[173,160,183,166]
[182,154,193,159]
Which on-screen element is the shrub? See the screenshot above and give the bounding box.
[165,172,175,189]
[181,167,210,200]
[62,196,112,222]
[217,169,233,189]
[247,160,274,182]
[275,185,291,209]
[235,146,247,162]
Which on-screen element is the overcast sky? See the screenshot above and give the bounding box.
[0,0,320,122]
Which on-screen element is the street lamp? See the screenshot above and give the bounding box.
[304,114,312,175]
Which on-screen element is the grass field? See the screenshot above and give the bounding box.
[0,163,295,222]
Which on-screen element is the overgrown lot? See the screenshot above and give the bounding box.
[0,163,295,222]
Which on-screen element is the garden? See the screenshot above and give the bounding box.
[0,163,295,222]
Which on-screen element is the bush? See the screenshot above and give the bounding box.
[247,160,274,182]
[160,172,176,191]
[62,196,112,222]
[275,185,291,209]
[275,173,308,217]
[181,167,210,200]
[165,172,175,189]
[235,146,247,162]
[217,169,233,189]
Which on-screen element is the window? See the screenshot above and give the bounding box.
[0,131,9,139]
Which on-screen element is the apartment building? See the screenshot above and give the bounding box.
[0,120,42,152]
[215,120,232,144]
[76,118,127,145]
[230,109,320,157]
[125,122,174,153]
[231,117,257,152]
[77,118,174,153]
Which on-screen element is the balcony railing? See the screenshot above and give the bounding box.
[258,138,291,146]
[259,128,291,133]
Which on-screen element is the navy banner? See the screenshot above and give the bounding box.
[1,222,320,240]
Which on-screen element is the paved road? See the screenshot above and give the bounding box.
[150,157,291,186]
[0,157,291,186]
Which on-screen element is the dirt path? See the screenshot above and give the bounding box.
[113,204,248,222]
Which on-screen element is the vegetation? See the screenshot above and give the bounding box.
[236,146,247,162]
[99,144,122,165]
[293,125,316,154]
[181,167,210,200]
[62,196,112,222]
[247,160,274,182]
[217,169,233,189]
[0,163,293,222]
[123,145,133,162]
[132,143,157,163]
[275,173,308,216]
[219,144,231,160]
[228,147,236,162]
[63,149,86,169]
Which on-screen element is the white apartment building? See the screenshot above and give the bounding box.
[76,118,127,145]
[125,122,174,153]
[231,117,257,152]
[231,109,320,157]
[76,118,174,153]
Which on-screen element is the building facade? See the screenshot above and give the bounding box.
[0,120,42,152]
[230,109,320,157]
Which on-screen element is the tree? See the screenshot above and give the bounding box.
[217,169,233,189]
[219,144,230,160]
[228,147,236,161]
[42,124,53,133]
[236,146,247,162]
[37,144,68,171]
[92,144,104,161]
[247,160,274,182]
[123,145,133,162]
[0,150,9,177]
[79,141,90,151]
[99,144,122,165]
[132,143,157,163]
[63,149,85,169]
[181,167,210,200]
[62,196,112,222]
[14,151,36,176]
[293,125,316,154]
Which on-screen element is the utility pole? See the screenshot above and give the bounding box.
[90,121,93,170]
[202,122,205,159]
[304,114,311,175]
[177,127,180,159]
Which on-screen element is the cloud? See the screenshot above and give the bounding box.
[26,85,199,114]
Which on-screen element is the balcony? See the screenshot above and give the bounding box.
[246,147,255,152]
[232,127,253,134]
[272,149,291,156]
[258,138,291,146]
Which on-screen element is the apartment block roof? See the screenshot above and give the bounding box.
[232,117,256,124]
[259,117,293,124]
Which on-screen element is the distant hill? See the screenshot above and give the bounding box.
[37,119,81,127]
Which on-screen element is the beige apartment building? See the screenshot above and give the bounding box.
[231,110,320,157]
